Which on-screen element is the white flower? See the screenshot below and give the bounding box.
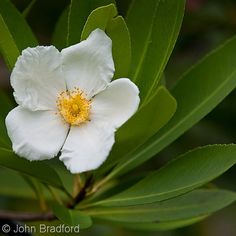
[5,29,140,173]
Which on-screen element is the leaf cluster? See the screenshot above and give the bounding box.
[0,0,236,231]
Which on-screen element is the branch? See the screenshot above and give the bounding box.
[0,211,55,222]
[67,174,93,209]
[0,174,94,222]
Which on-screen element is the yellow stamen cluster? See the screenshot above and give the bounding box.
[57,88,91,126]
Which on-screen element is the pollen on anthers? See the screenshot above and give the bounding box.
[56,88,91,126]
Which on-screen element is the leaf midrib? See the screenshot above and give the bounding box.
[86,194,235,216]
[94,182,209,205]
[131,1,159,83]
[143,1,183,104]
[0,14,20,68]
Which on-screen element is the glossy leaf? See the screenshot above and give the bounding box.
[86,189,235,222]
[0,0,37,69]
[97,145,236,206]
[118,216,207,231]
[0,124,9,148]
[113,86,176,159]
[0,92,13,148]
[46,159,74,196]
[53,0,115,49]
[0,14,19,69]
[81,4,117,40]
[52,203,92,229]
[150,36,236,158]
[0,168,36,199]
[0,92,13,117]
[0,148,67,192]
[126,0,185,102]
[106,16,131,78]
[108,35,236,178]
[52,6,68,49]
[97,86,177,176]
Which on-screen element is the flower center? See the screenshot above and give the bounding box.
[57,88,91,126]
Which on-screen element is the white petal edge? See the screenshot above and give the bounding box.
[60,121,115,173]
[91,78,140,129]
[5,106,69,161]
[11,46,66,111]
[61,28,115,99]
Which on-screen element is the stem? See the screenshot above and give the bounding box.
[45,185,63,205]
[22,175,48,211]
[73,174,82,197]
[1,173,94,222]
[86,176,109,197]
[0,211,55,222]
[68,175,93,209]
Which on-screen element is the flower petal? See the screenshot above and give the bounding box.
[5,106,69,161]
[91,78,140,129]
[11,46,66,111]
[61,29,115,98]
[60,122,115,173]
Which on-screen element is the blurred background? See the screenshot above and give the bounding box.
[1,0,236,235]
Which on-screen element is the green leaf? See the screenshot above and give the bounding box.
[0,92,13,117]
[22,175,50,209]
[108,35,236,178]
[152,36,236,158]
[106,16,131,78]
[0,14,19,69]
[46,160,74,197]
[0,92,13,148]
[117,86,176,154]
[126,0,185,102]
[22,0,37,18]
[53,0,116,49]
[86,189,236,223]
[52,203,92,229]
[0,168,36,199]
[118,216,207,231]
[0,148,67,192]
[0,0,37,69]
[96,86,176,176]
[52,6,68,49]
[0,129,10,149]
[96,145,236,206]
[81,4,117,40]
